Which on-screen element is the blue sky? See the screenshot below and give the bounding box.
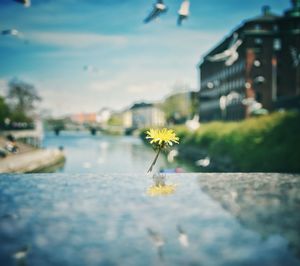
[0,0,290,116]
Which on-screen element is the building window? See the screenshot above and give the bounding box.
[240,78,244,87]
[254,24,261,30]
[214,80,220,86]
[239,61,244,71]
[256,92,262,102]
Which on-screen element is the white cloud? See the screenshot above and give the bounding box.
[89,80,116,92]
[28,31,128,48]
[126,81,169,94]
[5,28,225,115]
[126,85,145,93]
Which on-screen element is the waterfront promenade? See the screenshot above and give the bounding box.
[0,136,65,173]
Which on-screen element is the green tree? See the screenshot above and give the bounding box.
[7,78,41,115]
[0,96,10,129]
[107,113,123,126]
[162,92,193,124]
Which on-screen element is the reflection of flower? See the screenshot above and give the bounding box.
[146,128,179,173]
[147,173,176,196]
[153,173,166,186]
[147,184,176,196]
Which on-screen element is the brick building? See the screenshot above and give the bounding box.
[199,0,300,121]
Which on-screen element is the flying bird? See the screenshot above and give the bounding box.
[177,225,189,247]
[144,0,168,24]
[1,29,19,36]
[14,0,31,7]
[12,245,30,266]
[177,0,190,26]
[83,65,100,74]
[195,156,210,167]
[147,228,165,261]
[290,46,300,67]
[185,114,200,131]
[1,29,27,43]
[207,33,243,66]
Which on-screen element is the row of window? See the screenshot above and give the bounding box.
[200,92,244,112]
[200,99,220,111]
[201,60,245,89]
[201,78,246,97]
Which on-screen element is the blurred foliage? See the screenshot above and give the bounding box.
[0,95,34,130]
[0,96,10,129]
[173,111,300,173]
[45,118,66,131]
[7,78,41,114]
[0,79,41,129]
[161,91,198,124]
[107,113,123,126]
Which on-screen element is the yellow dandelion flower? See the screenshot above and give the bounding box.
[147,184,176,196]
[146,128,179,173]
[146,128,179,147]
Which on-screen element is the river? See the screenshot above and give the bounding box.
[43,131,194,173]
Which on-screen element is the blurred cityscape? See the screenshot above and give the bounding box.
[0,0,299,173]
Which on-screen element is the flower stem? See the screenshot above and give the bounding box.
[147,147,161,173]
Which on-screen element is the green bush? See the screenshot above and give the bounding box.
[174,112,300,173]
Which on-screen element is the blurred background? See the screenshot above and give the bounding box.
[0,0,299,174]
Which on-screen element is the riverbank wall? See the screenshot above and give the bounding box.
[0,148,65,173]
[175,111,300,173]
[0,136,65,173]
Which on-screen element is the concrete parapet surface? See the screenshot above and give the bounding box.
[0,173,299,266]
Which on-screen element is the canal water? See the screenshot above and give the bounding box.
[43,131,194,173]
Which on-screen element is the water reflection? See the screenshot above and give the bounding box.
[43,131,188,173]
[147,173,176,196]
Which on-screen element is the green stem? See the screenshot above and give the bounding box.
[147,147,161,173]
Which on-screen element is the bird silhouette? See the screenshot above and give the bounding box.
[147,228,165,261]
[14,0,31,8]
[196,156,210,167]
[12,245,30,266]
[144,0,168,24]
[177,225,189,247]
[185,114,200,131]
[177,0,190,26]
[207,33,243,66]
[83,65,101,74]
[1,29,28,43]
[290,46,300,67]
[1,29,19,36]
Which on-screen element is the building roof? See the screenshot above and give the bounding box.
[284,0,300,17]
[130,102,154,110]
[245,6,279,23]
[200,6,280,62]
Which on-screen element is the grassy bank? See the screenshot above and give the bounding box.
[174,111,300,173]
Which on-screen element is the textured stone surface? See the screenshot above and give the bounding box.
[197,173,300,256]
[0,173,299,265]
